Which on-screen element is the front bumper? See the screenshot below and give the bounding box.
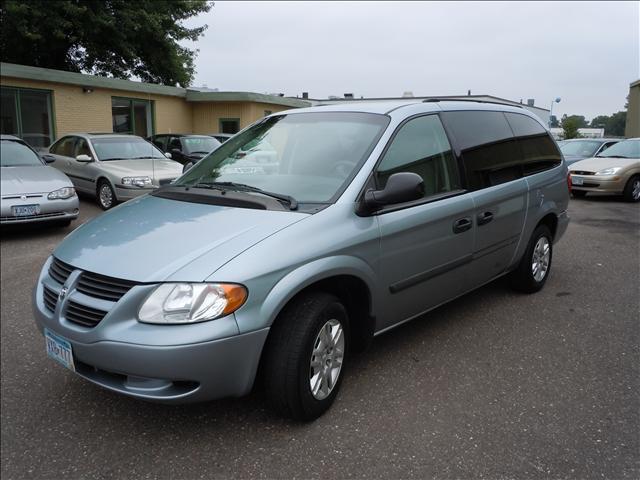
[0,195,79,225]
[33,257,269,403]
[570,174,626,194]
[114,185,154,202]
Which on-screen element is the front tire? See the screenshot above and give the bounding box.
[263,292,349,421]
[509,224,553,293]
[97,180,116,210]
[623,175,640,203]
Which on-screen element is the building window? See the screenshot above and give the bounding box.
[111,97,154,137]
[0,87,54,148]
[219,118,240,134]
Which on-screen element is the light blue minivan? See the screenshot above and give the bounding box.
[33,100,570,420]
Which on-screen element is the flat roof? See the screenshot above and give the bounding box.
[0,62,312,108]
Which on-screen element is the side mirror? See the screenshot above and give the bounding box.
[76,154,92,162]
[164,152,172,159]
[182,161,194,173]
[41,154,56,164]
[357,172,424,215]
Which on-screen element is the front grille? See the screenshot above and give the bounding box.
[1,211,66,223]
[76,271,136,302]
[571,170,595,176]
[49,258,73,284]
[43,286,58,313]
[65,300,107,328]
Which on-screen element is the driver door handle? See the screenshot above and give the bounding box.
[452,217,472,234]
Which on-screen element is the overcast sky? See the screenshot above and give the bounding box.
[184,1,639,120]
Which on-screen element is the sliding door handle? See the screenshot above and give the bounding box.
[477,211,494,226]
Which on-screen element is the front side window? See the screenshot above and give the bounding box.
[50,136,76,157]
[505,113,561,175]
[175,112,389,204]
[441,111,522,189]
[219,119,240,134]
[91,137,165,161]
[1,140,43,167]
[76,138,92,157]
[375,115,460,198]
[181,137,221,155]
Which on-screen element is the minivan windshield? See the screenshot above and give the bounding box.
[596,139,640,159]
[0,140,43,167]
[560,140,602,157]
[92,137,166,161]
[174,112,390,203]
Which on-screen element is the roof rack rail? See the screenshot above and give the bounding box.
[422,98,523,108]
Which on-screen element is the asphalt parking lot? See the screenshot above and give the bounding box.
[1,196,639,480]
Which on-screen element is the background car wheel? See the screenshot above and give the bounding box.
[509,224,553,293]
[571,190,587,198]
[263,292,349,421]
[97,180,116,210]
[623,175,640,203]
[57,220,71,227]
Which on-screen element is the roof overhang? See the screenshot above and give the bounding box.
[185,90,311,108]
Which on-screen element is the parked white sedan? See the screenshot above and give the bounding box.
[48,133,183,209]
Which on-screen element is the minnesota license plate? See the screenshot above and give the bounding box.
[45,328,75,372]
[12,204,40,217]
[572,177,584,186]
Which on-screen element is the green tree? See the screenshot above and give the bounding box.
[562,115,582,139]
[590,115,610,129]
[0,0,212,87]
[604,111,627,137]
[562,114,588,129]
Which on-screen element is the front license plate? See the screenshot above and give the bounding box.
[45,328,75,372]
[572,177,584,186]
[12,204,40,217]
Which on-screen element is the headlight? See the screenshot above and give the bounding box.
[138,283,248,324]
[47,187,76,200]
[121,176,152,187]
[595,167,622,175]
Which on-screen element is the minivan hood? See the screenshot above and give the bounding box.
[0,165,73,196]
[53,195,308,282]
[97,158,183,180]
[569,156,639,172]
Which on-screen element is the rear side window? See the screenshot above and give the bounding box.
[376,115,460,198]
[441,111,521,190]
[505,113,561,175]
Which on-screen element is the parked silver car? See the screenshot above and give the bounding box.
[47,133,183,210]
[33,101,569,420]
[560,138,620,165]
[1,135,79,226]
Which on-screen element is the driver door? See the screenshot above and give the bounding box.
[65,137,96,194]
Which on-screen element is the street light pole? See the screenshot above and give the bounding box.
[549,97,561,128]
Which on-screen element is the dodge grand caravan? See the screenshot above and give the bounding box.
[33,100,570,420]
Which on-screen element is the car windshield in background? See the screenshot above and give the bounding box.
[92,137,166,161]
[0,140,43,167]
[175,112,390,204]
[596,139,640,158]
[182,136,221,154]
[560,140,601,157]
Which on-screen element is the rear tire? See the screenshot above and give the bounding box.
[97,180,116,210]
[623,175,640,203]
[57,220,71,227]
[263,292,349,421]
[571,190,587,198]
[509,224,553,293]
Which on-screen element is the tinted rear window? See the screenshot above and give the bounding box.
[441,111,522,189]
[504,113,561,175]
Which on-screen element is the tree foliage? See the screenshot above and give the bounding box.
[0,0,212,87]
[561,115,588,129]
[590,112,627,137]
[561,115,582,140]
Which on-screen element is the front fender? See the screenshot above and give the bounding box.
[232,255,378,334]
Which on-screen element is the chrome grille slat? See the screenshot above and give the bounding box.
[65,300,107,328]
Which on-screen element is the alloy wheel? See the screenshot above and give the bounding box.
[309,319,345,401]
[531,236,550,282]
[632,179,640,201]
[99,184,113,208]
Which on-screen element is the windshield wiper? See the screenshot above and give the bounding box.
[596,155,631,159]
[189,181,298,210]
